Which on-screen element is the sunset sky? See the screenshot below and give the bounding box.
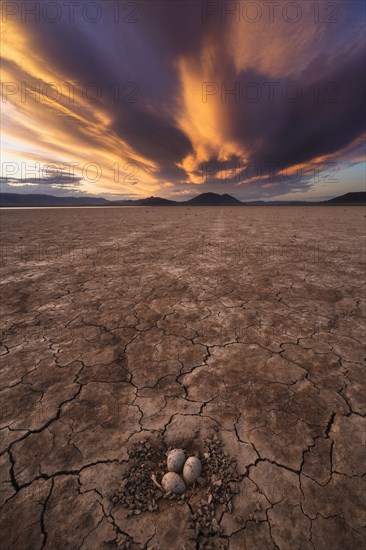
[1,0,365,200]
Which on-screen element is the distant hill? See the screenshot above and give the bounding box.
[323,192,366,205]
[185,192,242,206]
[117,196,177,206]
[1,191,365,207]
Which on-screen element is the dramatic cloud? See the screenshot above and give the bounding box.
[1,0,365,199]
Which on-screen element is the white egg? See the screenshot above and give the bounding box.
[161,472,186,494]
[167,448,186,473]
[183,456,202,485]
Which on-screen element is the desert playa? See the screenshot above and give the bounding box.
[0,206,365,549]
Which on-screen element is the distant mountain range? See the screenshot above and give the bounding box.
[0,191,365,207]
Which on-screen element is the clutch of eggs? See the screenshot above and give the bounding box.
[163,450,203,493]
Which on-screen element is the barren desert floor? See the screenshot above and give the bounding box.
[0,206,365,550]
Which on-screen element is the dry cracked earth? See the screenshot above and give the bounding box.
[0,206,365,550]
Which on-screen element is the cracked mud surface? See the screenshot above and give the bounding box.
[0,206,365,549]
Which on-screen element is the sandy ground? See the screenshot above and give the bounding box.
[0,206,365,549]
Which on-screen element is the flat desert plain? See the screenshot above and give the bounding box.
[0,206,365,550]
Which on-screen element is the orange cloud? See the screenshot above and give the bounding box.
[1,20,167,196]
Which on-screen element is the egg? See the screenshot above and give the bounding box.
[183,456,202,485]
[167,448,186,473]
[161,472,186,494]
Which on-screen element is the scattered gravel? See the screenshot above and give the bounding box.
[111,440,163,516]
[187,434,240,545]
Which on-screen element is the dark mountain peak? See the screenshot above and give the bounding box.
[136,196,176,206]
[324,192,366,204]
[186,192,242,206]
